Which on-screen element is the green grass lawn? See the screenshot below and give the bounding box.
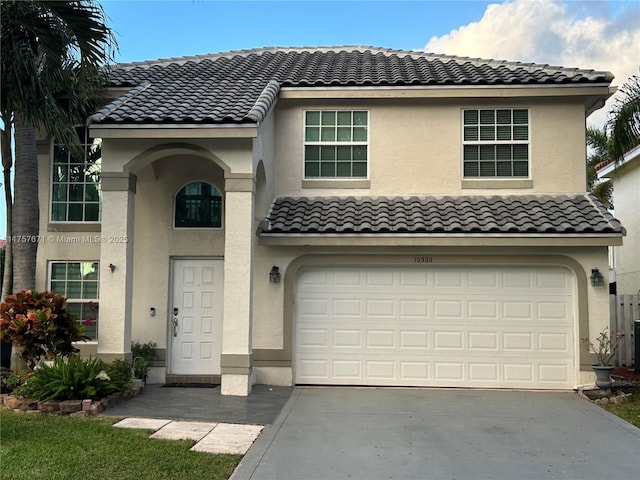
[0,409,241,480]
[601,393,640,429]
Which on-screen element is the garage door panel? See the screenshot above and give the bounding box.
[468,300,498,319]
[366,330,396,348]
[468,270,498,288]
[433,300,464,318]
[399,299,429,318]
[468,332,499,350]
[433,331,464,349]
[537,270,568,289]
[399,270,429,286]
[366,299,395,317]
[295,266,575,389]
[537,301,570,320]
[297,328,329,348]
[365,270,394,287]
[333,298,362,316]
[537,333,571,352]
[538,364,570,383]
[433,270,463,287]
[400,330,429,348]
[333,329,362,348]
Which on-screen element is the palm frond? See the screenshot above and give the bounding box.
[608,75,640,161]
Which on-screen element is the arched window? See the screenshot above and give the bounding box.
[174,182,223,228]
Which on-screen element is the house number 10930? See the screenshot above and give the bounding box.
[414,256,433,263]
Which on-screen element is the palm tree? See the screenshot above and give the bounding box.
[607,75,640,162]
[586,75,640,208]
[0,0,116,298]
[586,127,613,208]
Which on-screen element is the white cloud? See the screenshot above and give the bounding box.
[425,0,640,129]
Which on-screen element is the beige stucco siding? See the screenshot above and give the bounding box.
[611,158,640,294]
[250,243,611,386]
[129,154,227,348]
[273,97,587,197]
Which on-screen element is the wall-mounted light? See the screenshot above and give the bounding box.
[590,268,604,287]
[269,265,281,283]
[109,263,116,273]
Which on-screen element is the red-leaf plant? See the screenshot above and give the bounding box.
[0,290,89,368]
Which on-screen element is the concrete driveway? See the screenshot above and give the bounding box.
[232,387,640,480]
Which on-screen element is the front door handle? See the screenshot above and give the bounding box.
[172,316,179,337]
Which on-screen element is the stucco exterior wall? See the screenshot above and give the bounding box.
[611,158,640,295]
[31,89,612,390]
[250,243,611,388]
[129,154,226,348]
[273,97,587,197]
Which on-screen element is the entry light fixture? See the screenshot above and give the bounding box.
[590,268,604,287]
[269,265,281,283]
[109,263,116,273]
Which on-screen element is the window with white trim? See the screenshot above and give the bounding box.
[51,128,101,222]
[304,110,368,178]
[463,109,529,178]
[49,261,99,340]
[174,182,223,228]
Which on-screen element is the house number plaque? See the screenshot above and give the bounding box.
[413,256,433,263]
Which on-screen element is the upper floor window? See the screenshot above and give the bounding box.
[49,261,99,340]
[174,182,223,228]
[463,109,529,178]
[304,110,368,178]
[51,128,101,222]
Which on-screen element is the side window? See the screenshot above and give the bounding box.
[174,182,223,228]
[304,110,368,179]
[462,109,529,178]
[49,261,99,340]
[51,128,101,222]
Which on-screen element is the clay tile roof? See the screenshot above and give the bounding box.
[258,194,623,236]
[93,46,614,125]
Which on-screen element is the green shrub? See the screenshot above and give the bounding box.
[105,358,133,391]
[29,356,122,401]
[0,290,88,368]
[1,369,35,396]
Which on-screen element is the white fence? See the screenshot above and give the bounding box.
[610,294,640,367]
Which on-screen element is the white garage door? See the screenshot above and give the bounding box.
[294,266,576,389]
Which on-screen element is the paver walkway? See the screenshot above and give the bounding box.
[114,417,264,454]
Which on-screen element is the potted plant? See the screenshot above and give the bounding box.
[131,340,156,385]
[585,327,620,393]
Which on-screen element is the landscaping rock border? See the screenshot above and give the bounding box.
[0,385,143,416]
[577,387,634,406]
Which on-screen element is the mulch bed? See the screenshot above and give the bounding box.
[612,367,640,383]
[611,367,640,390]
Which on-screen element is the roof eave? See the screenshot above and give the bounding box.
[89,123,259,139]
[258,233,623,247]
[597,144,640,177]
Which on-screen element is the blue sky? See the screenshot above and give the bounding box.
[101,0,498,62]
[1,0,639,238]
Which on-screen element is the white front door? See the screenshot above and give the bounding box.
[170,259,223,375]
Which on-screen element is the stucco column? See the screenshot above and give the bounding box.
[221,174,255,396]
[97,173,136,362]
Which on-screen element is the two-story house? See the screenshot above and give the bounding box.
[34,47,622,395]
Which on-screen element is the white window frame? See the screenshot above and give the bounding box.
[461,108,530,179]
[303,109,370,180]
[50,128,102,223]
[48,261,100,341]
